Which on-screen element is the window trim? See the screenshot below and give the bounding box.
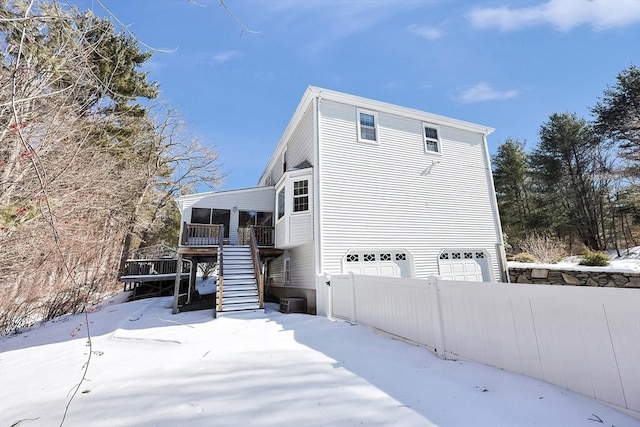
[292,179,309,214]
[422,122,442,155]
[357,108,379,144]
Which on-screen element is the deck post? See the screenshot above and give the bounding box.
[189,259,197,304]
[172,253,183,314]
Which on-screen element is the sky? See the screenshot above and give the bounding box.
[74,0,640,191]
[2,287,639,426]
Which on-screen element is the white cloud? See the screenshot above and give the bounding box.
[469,0,640,32]
[457,82,519,103]
[407,24,443,40]
[210,50,242,65]
[255,0,432,53]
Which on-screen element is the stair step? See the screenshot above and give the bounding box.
[224,270,254,275]
[221,302,261,312]
[222,283,257,290]
[223,286,256,291]
[224,274,256,283]
[223,290,258,297]
[222,296,260,304]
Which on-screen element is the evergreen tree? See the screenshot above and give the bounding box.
[492,138,532,244]
[530,113,607,250]
[592,64,640,175]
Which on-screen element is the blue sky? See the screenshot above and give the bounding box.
[80,0,639,190]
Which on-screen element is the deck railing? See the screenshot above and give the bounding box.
[124,258,191,276]
[238,226,274,246]
[181,223,223,246]
[216,225,225,313]
[249,226,265,309]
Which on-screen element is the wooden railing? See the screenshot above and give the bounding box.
[216,225,225,313]
[124,258,191,276]
[249,226,265,309]
[181,222,223,246]
[238,226,274,246]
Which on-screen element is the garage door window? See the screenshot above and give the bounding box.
[438,249,490,282]
[342,250,412,278]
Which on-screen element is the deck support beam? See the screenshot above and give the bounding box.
[172,253,183,314]
[188,259,197,305]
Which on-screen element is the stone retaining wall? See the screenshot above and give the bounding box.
[509,267,640,288]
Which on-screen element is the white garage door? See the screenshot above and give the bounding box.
[342,251,412,278]
[438,250,490,282]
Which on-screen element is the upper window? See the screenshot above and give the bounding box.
[293,180,309,212]
[277,188,285,220]
[357,109,378,143]
[282,149,287,174]
[423,123,441,153]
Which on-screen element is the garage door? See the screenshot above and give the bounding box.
[438,250,490,282]
[342,251,412,277]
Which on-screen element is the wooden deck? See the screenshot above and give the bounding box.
[120,258,192,300]
[178,223,283,258]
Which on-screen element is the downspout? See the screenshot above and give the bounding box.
[482,132,510,283]
[312,92,325,313]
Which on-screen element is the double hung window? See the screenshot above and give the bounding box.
[293,180,309,212]
[358,109,378,143]
[277,189,285,219]
[423,123,441,153]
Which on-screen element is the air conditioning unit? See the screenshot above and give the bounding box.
[280,297,306,314]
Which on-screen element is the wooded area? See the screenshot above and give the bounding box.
[0,1,222,333]
[493,64,640,259]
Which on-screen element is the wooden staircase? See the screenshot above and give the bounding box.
[219,246,262,313]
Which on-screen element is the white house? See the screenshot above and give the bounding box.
[175,86,507,315]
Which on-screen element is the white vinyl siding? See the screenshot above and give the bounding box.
[318,98,500,281]
[268,242,315,290]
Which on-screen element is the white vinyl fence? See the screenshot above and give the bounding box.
[329,274,640,419]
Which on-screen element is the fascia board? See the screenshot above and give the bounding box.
[175,185,274,203]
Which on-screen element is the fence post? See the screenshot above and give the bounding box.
[349,272,357,323]
[428,276,447,359]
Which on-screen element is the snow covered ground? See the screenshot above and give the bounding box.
[509,246,640,273]
[1,289,638,427]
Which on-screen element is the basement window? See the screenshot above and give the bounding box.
[284,258,291,284]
